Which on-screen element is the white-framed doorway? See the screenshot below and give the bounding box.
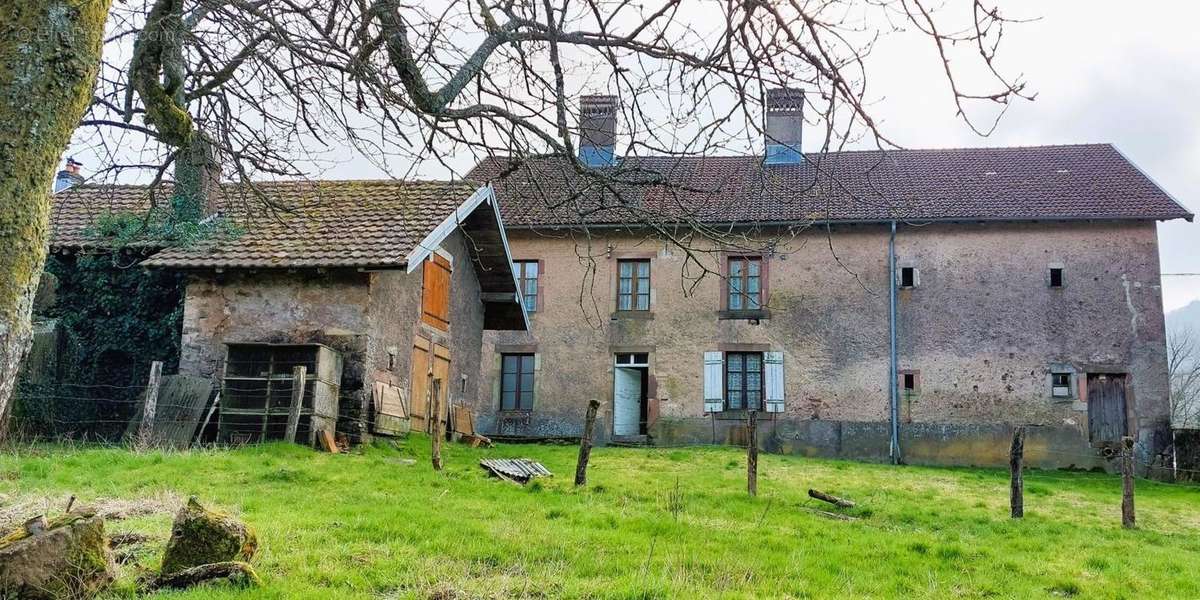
[613,353,649,437]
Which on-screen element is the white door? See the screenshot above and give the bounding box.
[613,367,642,436]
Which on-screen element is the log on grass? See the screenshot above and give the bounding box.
[153,561,260,590]
[807,489,856,509]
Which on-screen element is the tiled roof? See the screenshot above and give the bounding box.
[467,143,1193,227]
[52,180,480,269]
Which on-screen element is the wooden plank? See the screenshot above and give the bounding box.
[319,430,339,453]
[137,361,164,443]
[285,366,307,443]
[195,393,220,446]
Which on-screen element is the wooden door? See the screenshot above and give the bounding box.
[431,344,451,433]
[1087,374,1128,444]
[409,337,431,432]
[407,336,450,434]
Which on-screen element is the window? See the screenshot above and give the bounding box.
[725,352,763,410]
[515,260,540,312]
[1052,372,1072,398]
[903,373,916,391]
[615,353,649,366]
[728,256,763,310]
[421,254,452,331]
[1049,267,1064,288]
[900,266,916,288]
[617,259,651,311]
[500,354,535,410]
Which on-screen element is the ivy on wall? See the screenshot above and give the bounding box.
[12,254,186,440]
[45,253,186,377]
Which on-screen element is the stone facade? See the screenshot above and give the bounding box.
[475,220,1172,470]
[179,231,487,440]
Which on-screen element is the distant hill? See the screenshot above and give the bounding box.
[1168,300,1200,335]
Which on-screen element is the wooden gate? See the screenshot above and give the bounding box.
[1087,373,1128,444]
[409,336,451,433]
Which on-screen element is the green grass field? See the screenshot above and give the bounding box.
[2,438,1199,599]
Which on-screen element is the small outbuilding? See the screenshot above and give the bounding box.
[52,180,532,444]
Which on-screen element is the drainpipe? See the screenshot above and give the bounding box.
[889,220,901,464]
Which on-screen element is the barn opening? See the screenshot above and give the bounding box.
[220,343,343,445]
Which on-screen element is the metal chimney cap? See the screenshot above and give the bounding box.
[765,88,805,114]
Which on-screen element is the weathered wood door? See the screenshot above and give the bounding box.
[408,336,451,433]
[1087,374,1128,444]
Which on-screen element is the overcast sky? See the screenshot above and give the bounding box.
[304,1,1199,313]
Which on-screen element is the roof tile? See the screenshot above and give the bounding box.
[51,180,479,269]
[467,144,1193,226]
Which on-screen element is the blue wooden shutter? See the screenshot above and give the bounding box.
[765,352,784,413]
[704,352,724,412]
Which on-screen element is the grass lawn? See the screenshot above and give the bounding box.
[2,438,1199,599]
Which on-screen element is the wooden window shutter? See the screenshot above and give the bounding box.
[703,352,724,413]
[421,254,452,331]
[764,352,785,413]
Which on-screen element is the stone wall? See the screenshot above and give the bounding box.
[363,231,486,421]
[179,230,488,441]
[476,220,1172,468]
[179,270,375,438]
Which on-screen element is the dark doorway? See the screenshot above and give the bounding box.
[1087,373,1128,445]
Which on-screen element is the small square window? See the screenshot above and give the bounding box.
[903,373,916,391]
[1051,372,1072,398]
[900,267,916,288]
[1049,267,1064,288]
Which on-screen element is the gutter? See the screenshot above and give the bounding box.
[888,220,901,465]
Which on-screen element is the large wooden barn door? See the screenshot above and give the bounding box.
[1087,374,1128,444]
[408,336,451,434]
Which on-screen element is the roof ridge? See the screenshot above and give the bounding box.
[474,143,1117,164]
[63,178,477,191]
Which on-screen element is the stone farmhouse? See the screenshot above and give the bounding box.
[465,91,1194,470]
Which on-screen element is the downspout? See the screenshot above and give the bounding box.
[889,220,901,464]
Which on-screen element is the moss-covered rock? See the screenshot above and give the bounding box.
[160,497,256,576]
[0,512,115,599]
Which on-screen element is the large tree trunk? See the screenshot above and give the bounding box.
[0,1,113,439]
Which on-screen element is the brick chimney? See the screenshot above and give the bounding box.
[53,158,84,193]
[578,95,618,167]
[764,88,805,165]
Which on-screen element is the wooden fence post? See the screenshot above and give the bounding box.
[285,366,307,443]
[431,378,444,471]
[747,410,758,497]
[575,399,601,486]
[1121,435,1136,529]
[137,361,164,443]
[1010,425,1025,518]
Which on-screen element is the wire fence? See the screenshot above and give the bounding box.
[11,371,1200,485]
